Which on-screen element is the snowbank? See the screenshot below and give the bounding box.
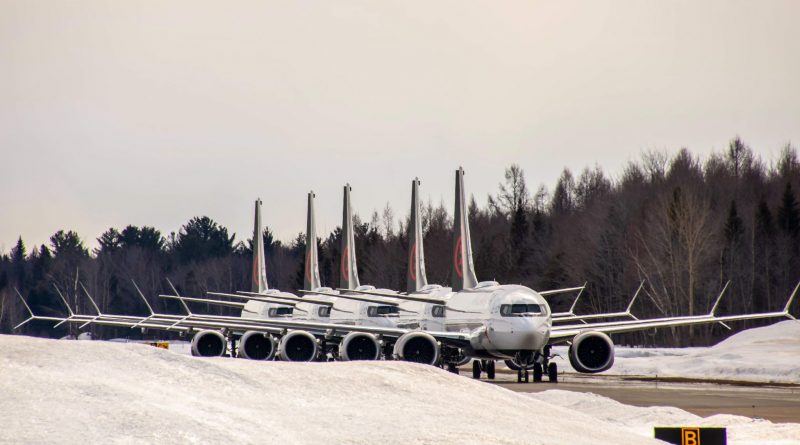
[529,390,800,445]
[0,335,659,445]
[554,321,800,383]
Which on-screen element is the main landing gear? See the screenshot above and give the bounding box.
[471,360,496,380]
[447,362,460,375]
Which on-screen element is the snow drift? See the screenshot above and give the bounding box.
[0,335,659,445]
[555,320,800,383]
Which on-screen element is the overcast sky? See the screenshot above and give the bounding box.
[2,0,799,252]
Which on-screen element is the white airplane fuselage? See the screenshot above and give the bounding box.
[240,289,298,322]
[420,282,552,359]
[293,286,412,329]
[397,284,449,332]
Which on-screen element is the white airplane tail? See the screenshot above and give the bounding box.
[340,184,360,290]
[252,199,269,293]
[407,178,428,292]
[451,168,478,291]
[304,191,322,291]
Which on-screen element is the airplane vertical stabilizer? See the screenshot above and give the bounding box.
[451,168,478,291]
[407,178,428,292]
[304,192,322,291]
[252,199,269,293]
[340,184,360,290]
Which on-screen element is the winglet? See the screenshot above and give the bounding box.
[783,281,799,315]
[131,279,155,316]
[80,282,103,315]
[709,281,730,316]
[166,278,193,316]
[77,282,105,329]
[12,288,35,330]
[52,284,75,317]
[566,283,586,316]
[52,284,77,328]
[625,281,645,315]
[14,287,34,317]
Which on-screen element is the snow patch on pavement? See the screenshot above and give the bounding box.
[529,390,800,445]
[554,321,800,383]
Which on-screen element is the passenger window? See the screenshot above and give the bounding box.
[432,305,445,318]
[368,306,399,317]
[318,307,331,318]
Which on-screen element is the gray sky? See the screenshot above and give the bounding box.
[2,0,799,252]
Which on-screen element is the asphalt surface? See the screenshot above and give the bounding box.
[477,369,800,423]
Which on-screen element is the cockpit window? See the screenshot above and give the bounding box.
[500,304,544,316]
[431,305,445,318]
[368,306,400,317]
[268,307,294,317]
[318,306,331,318]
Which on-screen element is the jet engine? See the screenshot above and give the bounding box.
[339,332,381,361]
[237,331,277,360]
[278,331,319,362]
[191,330,227,357]
[393,332,439,365]
[568,331,615,373]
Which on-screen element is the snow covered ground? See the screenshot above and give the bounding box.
[2,321,798,444]
[529,390,800,445]
[0,335,661,445]
[553,320,800,384]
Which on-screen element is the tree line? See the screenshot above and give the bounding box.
[2,137,799,346]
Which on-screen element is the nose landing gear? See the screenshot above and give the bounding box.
[512,347,558,383]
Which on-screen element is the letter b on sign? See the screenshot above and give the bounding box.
[682,428,700,445]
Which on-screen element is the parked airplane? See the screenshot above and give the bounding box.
[149,167,796,382]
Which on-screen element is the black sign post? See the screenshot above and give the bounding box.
[654,427,727,445]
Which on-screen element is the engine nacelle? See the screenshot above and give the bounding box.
[278,330,319,362]
[568,331,615,373]
[339,332,381,361]
[237,331,277,360]
[191,330,227,357]
[393,332,440,365]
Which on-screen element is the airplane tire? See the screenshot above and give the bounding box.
[486,360,496,380]
[524,370,529,383]
[548,363,558,383]
[472,360,481,379]
[517,369,523,382]
[533,363,543,382]
[447,363,459,374]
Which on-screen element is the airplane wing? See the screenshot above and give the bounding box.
[15,287,472,348]
[548,282,798,343]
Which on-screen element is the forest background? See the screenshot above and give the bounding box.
[3,138,799,346]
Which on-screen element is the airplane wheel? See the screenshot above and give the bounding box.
[524,370,529,383]
[517,369,523,382]
[486,360,496,380]
[472,360,481,379]
[533,363,543,382]
[548,363,558,383]
[447,362,459,374]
